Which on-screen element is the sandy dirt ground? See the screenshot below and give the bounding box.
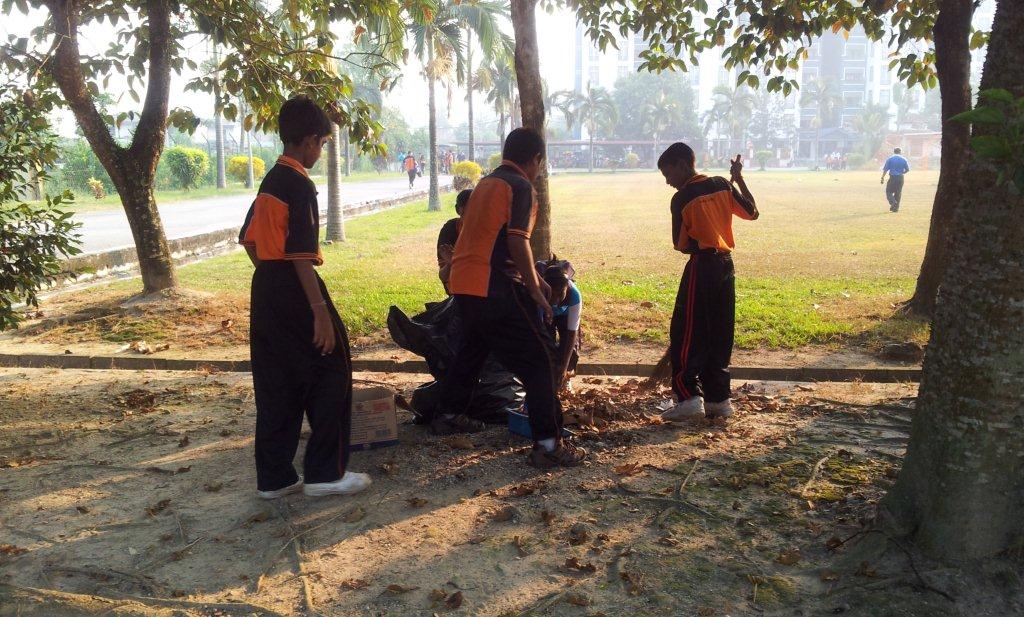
[1,368,1017,617]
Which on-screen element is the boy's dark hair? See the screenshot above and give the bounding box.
[278,95,332,146]
[657,142,696,169]
[455,189,472,214]
[502,127,546,166]
[894,147,902,154]
[542,255,570,294]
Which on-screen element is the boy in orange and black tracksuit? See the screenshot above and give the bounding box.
[239,96,370,500]
[657,143,758,421]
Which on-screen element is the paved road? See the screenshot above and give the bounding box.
[75,174,452,254]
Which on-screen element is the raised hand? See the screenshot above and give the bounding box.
[730,154,743,183]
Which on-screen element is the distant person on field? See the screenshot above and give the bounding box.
[417,154,426,177]
[404,152,417,188]
[437,189,472,293]
[442,127,586,469]
[881,147,910,213]
[238,95,371,500]
[657,143,759,423]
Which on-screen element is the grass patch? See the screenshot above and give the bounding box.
[44,169,937,351]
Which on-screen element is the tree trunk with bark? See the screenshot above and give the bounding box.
[326,123,345,242]
[510,0,551,259]
[213,44,226,190]
[245,129,255,189]
[882,0,1024,561]
[48,0,178,294]
[903,0,976,317]
[466,25,476,164]
[426,29,441,212]
[588,123,595,172]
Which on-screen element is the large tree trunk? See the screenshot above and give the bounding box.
[466,26,475,164]
[427,30,441,212]
[903,0,975,317]
[326,123,345,242]
[48,0,178,294]
[510,0,551,259]
[213,44,226,189]
[882,0,1024,561]
[245,129,255,188]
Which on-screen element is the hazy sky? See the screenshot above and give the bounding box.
[1,5,578,136]
[1,3,995,136]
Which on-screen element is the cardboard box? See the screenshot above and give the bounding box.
[351,387,399,450]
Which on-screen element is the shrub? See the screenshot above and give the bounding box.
[164,146,210,190]
[227,155,266,184]
[486,152,503,172]
[755,150,773,170]
[86,177,105,199]
[847,152,867,169]
[452,160,482,190]
[625,152,640,168]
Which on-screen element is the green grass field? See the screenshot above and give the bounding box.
[138,168,936,350]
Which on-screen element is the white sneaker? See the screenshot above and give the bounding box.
[661,396,705,421]
[705,399,734,419]
[257,478,303,500]
[303,472,372,497]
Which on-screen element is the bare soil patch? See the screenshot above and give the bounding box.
[2,368,1017,616]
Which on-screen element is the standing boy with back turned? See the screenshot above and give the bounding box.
[440,128,587,469]
[239,95,371,499]
[658,144,759,422]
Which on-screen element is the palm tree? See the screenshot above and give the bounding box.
[640,89,684,166]
[463,10,511,164]
[801,76,841,168]
[483,56,519,141]
[852,102,891,160]
[411,0,509,211]
[709,85,755,156]
[206,43,227,189]
[555,84,618,172]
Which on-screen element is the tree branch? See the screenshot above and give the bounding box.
[46,0,125,174]
[128,0,172,167]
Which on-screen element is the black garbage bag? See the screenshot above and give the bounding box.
[388,298,524,424]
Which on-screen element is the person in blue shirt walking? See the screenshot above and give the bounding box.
[881,147,911,213]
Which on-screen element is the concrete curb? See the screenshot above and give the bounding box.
[0,353,922,382]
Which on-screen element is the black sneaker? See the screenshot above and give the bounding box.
[431,413,486,435]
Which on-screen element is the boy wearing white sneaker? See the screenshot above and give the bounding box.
[240,96,371,500]
[656,144,759,421]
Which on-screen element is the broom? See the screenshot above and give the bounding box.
[645,348,673,388]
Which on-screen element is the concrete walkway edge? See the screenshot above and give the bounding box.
[0,352,922,382]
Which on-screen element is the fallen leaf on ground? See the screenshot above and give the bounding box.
[510,483,537,497]
[221,319,234,330]
[540,510,556,526]
[406,497,428,508]
[340,579,369,590]
[568,523,590,546]
[448,435,474,450]
[467,534,488,545]
[379,461,399,476]
[0,544,28,556]
[513,535,530,557]
[820,570,841,582]
[491,505,520,522]
[177,435,190,448]
[776,549,801,566]
[203,482,223,492]
[76,506,90,514]
[565,593,591,606]
[342,506,366,523]
[825,536,844,551]
[146,499,171,516]
[613,462,642,476]
[565,557,597,573]
[385,584,419,594]
[620,570,644,595]
[445,591,464,609]
[855,561,879,578]
[428,588,448,602]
